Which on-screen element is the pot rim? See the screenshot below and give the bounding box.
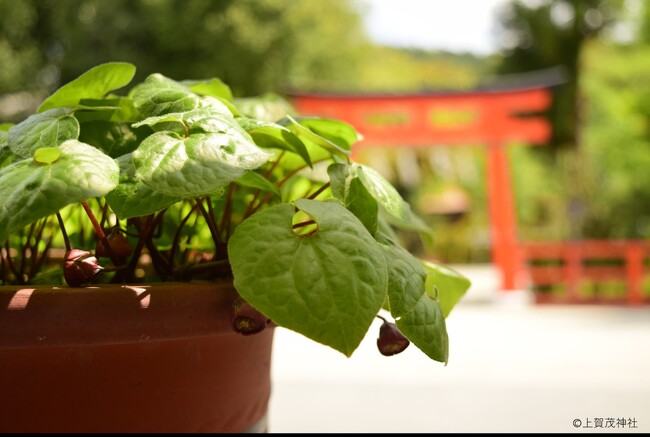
[0,281,243,348]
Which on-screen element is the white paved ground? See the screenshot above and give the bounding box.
[268,264,650,433]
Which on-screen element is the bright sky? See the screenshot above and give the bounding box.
[357,0,511,54]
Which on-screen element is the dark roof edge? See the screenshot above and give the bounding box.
[284,66,568,98]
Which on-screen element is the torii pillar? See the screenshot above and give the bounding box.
[292,86,553,291]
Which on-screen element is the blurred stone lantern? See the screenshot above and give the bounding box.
[418,184,470,223]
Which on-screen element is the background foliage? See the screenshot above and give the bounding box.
[0,0,368,98]
[1,0,649,262]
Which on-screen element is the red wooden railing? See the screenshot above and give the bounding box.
[521,240,650,305]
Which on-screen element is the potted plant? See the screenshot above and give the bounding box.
[0,62,471,433]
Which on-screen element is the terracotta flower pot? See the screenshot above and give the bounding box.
[0,282,274,433]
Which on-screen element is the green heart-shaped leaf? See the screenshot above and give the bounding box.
[131,113,186,133]
[346,178,378,235]
[105,154,181,219]
[327,162,350,201]
[376,235,456,364]
[235,171,281,197]
[38,62,136,113]
[74,97,139,123]
[0,123,12,146]
[134,107,239,135]
[283,115,351,157]
[234,93,294,122]
[328,163,378,235]
[0,140,119,243]
[423,261,471,318]
[379,240,427,318]
[298,117,360,151]
[133,131,271,198]
[228,199,388,356]
[181,78,233,101]
[0,143,16,169]
[7,108,79,158]
[397,294,449,364]
[132,73,201,118]
[237,117,312,167]
[354,164,429,233]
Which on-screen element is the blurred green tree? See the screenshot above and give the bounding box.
[580,41,650,238]
[0,0,49,93]
[495,0,624,150]
[640,0,650,43]
[350,47,488,93]
[0,0,368,97]
[495,0,630,241]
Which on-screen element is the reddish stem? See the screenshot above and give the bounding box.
[195,198,222,248]
[19,222,36,279]
[170,202,200,273]
[246,158,331,218]
[219,184,236,240]
[81,200,121,267]
[99,199,110,229]
[3,241,22,284]
[118,214,155,282]
[28,218,48,278]
[31,232,54,279]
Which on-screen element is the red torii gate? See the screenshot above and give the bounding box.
[291,85,553,291]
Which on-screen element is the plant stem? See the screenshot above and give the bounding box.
[174,258,231,280]
[145,210,172,278]
[245,193,272,219]
[117,214,155,283]
[81,200,121,268]
[292,220,316,229]
[4,241,22,284]
[242,151,285,219]
[375,314,388,324]
[0,247,5,284]
[99,199,110,229]
[56,212,71,251]
[265,150,285,179]
[31,233,54,279]
[28,218,48,279]
[101,263,130,273]
[307,181,331,200]
[219,184,236,240]
[181,212,202,265]
[19,222,36,280]
[77,207,86,248]
[277,157,330,188]
[246,158,331,218]
[206,196,218,236]
[195,198,222,248]
[149,208,167,239]
[169,202,200,273]
[243,191,262,219]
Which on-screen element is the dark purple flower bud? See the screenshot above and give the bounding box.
[377,321,410,356]
[64,249,103,287]
[95,229,133,258]
[230,297,268,336]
